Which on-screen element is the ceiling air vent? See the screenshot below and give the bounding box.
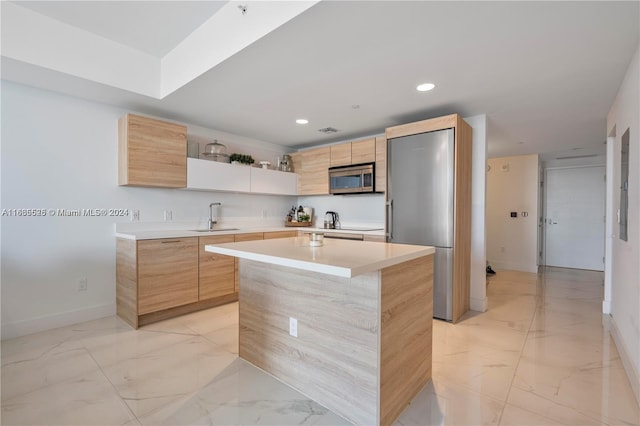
[318,127,339,134]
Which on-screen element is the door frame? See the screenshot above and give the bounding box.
[538,164,544,268]
[603,136,615,313]
[542,164,606,269]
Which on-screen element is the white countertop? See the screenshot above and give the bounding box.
[115,225,385,240]
[205,237,434,278]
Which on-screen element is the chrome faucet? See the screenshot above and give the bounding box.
[208,202,221,230]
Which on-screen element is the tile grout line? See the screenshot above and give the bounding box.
[0,345,96,403]
[495,272,543,425]
[496,268,617,426]
[82,342,141,425]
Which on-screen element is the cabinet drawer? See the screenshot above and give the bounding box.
[137,238,198,314]
[235,232,264,242]
[263,231,297,239]
[199,235,235,300]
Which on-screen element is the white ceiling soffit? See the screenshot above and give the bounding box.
[12,1,229,57]
[1,1,319,99]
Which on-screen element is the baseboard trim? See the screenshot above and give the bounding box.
[608,314,640,406]
[1,303,115,340]
[470,296,488,312]
[490,261,538,273]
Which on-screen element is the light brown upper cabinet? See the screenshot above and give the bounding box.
[293,136,384,195]
[351,138,375,164]
[375,136,387,193]
[294,146,331,195]
[330,138,376,167]
[330,143,352,167]
[118,114,187,188]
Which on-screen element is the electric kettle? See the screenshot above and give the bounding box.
[324,211,339,229]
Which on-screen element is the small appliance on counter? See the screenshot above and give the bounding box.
[324,211,339,229]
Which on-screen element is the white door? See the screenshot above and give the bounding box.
[544,166,605,271]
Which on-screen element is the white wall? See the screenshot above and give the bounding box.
[465,115,488,312]
[0,81,296,339]
[486,154,539,273]
[606,44,639,404]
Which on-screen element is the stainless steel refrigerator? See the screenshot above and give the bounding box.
[386,128,455,321]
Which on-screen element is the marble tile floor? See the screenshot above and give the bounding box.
[2,267,639,425]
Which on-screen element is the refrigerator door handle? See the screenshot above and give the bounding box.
[386,199,393,240]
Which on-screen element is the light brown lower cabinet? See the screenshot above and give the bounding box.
[263,230,297,239]
[363,234,386,243]
[116,230,310,328]
[199,235,235,300]
[234,233,264,292]
[137,238,198,315]
[117,235,235,329]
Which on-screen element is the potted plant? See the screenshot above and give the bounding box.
[230,153,255,165]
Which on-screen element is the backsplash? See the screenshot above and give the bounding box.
[297,193,385,228]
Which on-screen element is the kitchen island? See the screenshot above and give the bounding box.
[206,237,434,425]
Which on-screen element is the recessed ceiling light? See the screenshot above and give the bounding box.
[416,83,435,92]
[296,119,309,125]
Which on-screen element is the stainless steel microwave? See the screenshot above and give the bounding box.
[329,163,375,194]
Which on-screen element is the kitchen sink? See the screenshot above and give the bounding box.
[190,228,239,233]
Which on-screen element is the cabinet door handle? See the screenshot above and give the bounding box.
[161,240,182,244]
[386,199,393,240]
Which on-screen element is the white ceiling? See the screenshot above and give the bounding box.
[2,1,639,160]
[14,1,229,57]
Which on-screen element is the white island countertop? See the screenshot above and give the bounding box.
[205,236,434,278]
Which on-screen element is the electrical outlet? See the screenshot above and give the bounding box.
[131,210,140,221]
[289,317,298,337]
[261,209,267,218]
[77,277,87,292]
[163,210,173,221]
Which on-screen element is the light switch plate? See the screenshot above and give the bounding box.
[289,317,298,337]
